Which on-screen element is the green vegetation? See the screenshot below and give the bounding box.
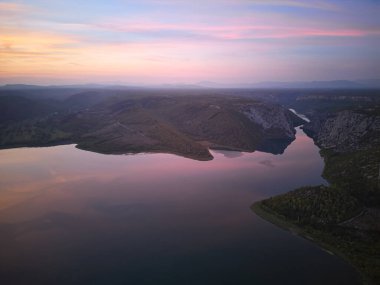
[321,148,380,206]
[253,147,380,285]
[0,119,72,147]
[253,199,380,285]
[261,185,362,226]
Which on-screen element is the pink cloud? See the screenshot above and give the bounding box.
[94,20,379,42]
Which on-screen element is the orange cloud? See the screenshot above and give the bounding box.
[0,2,28,12]
[0,31,80,75]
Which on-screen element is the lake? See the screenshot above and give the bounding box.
[0,127,360,285]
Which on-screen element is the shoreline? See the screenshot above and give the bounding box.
[251,201,365,285]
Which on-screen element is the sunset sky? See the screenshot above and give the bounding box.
[1,0,379,85]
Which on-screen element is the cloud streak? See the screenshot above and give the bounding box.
[246,0,339,11]
[95,20,380,41]
[0,2,29,12]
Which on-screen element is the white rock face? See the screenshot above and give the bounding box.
[304,110,380,151]
[240,103,296,139]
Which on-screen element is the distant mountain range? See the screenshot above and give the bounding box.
[196,79,380,89]
[1,79,380,90]
[250,79,380,89]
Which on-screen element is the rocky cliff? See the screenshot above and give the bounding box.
[241,102,298,139]
[302,109,380,152]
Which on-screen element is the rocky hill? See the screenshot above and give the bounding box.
[302,109,380,152]
[0,91,304,160]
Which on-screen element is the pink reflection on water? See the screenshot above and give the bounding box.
[0,127,348,285]
[0,128,325,224]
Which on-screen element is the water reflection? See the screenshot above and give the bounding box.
[256,138,294,155]
[0,128,358,285]
[211,150,243,158]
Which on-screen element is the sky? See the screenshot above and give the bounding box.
[0,0,379,86]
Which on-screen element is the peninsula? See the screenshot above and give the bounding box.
[0,87,304,160]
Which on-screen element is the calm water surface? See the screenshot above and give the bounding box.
[0,128,360,285]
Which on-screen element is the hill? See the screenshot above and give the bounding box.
[0,90,304,160]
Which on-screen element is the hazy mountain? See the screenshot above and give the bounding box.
[252,79,380,89]
[2,79,380,90]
